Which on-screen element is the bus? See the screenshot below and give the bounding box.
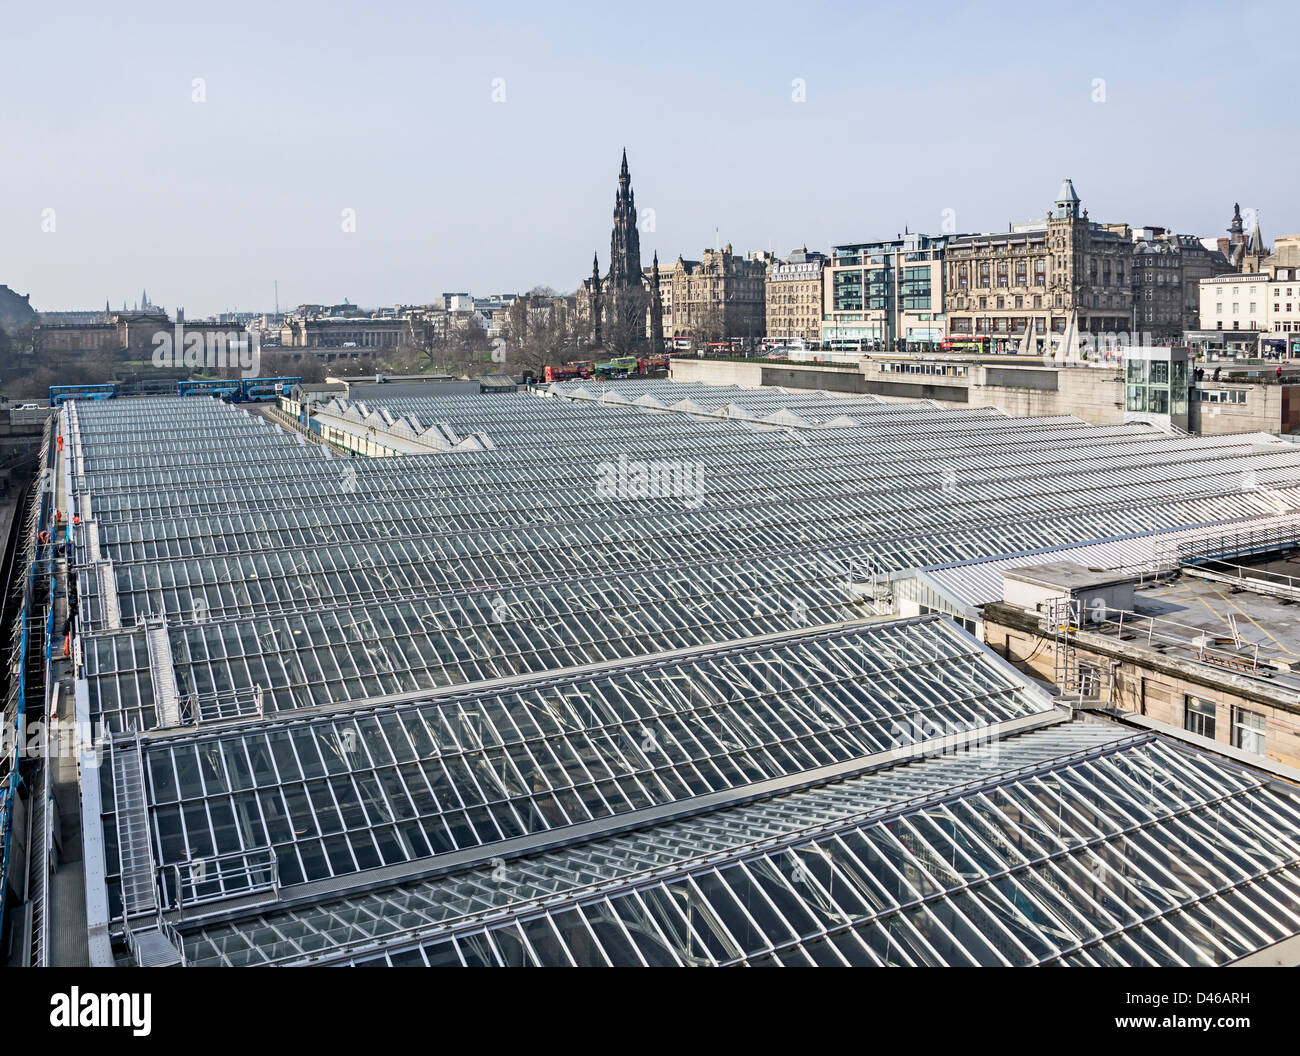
[940,337,991,355]
[178,379,241,398]
[229,376,301,402]
[49,383,116,406]
[544,364,586,383]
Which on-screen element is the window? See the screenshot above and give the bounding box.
[1233,707,1266,755]
[1185,696,1216,739]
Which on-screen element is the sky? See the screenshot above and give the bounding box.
[1,0,1295,318]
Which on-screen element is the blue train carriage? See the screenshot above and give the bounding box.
[48,383,117,406]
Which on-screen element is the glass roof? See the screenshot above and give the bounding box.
[99,616,1050,917]
[177,721,1300,967]
[62,388,1300,967]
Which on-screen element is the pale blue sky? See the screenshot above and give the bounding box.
[2,0,1294,317]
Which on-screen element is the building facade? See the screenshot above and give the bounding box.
[944,180,1134,354]
[765,247,825,346]
[1194,236,1300,357]
[1198,273,1269,350]
[660,246,768,346]
[1127,228,1224,342]
[1263,236,1300,357]
[821,233,947,352]
[280,308,408,349]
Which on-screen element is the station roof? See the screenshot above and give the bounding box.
[180,719,1300,967]
[58,382,1300,967]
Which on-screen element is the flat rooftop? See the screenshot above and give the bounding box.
[1003,561,1137,593]
[1122,552,1300,682]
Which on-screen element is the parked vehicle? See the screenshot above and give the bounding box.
[594,356,639,378]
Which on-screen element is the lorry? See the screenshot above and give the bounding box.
[594,356,639,379]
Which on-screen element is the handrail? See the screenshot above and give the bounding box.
[1052,603,1270,677]
[168,846,279,915]
[177,683,265,726]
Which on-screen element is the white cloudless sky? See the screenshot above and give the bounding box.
[1,0,1294,317]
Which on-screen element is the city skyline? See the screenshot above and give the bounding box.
[3,0,1297,316]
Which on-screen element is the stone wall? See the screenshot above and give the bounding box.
[983,603,1300,769]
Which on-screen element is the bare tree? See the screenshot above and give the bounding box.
[602,285,650,358]
[687,300,728,352]
[407,310,450,373]
[450,313,493,371]
[260,350,327,383]
[500,291,580,374]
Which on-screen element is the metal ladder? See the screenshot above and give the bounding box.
[26,768,50,967]
[144,620,182,728]
[1047,596,1082,696]
[94,560,121,630]
[112,738,187,966]
[111,736,159,918]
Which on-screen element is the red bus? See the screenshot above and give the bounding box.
[543,360,595,383]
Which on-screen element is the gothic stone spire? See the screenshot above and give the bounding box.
[608,150,642,292]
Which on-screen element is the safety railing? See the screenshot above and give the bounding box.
[177,684,265,726]
[1177,522,1300,567]
[1052,602,1269,676]
[167,846,280,915]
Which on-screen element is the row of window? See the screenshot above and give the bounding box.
[878,362,968,377]
[956,261,1050,289]
[1192,389,1248,404]
[1185,696,1266,755]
